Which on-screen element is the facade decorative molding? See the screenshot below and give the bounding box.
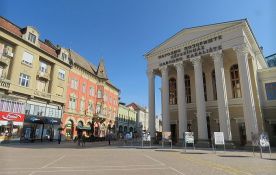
[233,44,249,59]
[190,56,201,67]
[210,50,223,62]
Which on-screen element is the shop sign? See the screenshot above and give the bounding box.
[0,112,25,122]
[214,132,225,145]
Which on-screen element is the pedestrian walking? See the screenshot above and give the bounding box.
[81,133,86,147]
[58,131,61,144]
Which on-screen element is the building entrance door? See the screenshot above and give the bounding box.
[239,122,246,146]
[170,124,177,144]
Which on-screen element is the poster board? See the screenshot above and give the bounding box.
[142,132,151,141]
[141,132,151,148]
[161,132,172,148]
[183,132,195,152]
[259,132,270,147]
[185,132,194,144]
[252,132,271,159]
[214,132,225,145]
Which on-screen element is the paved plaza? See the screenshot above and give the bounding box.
[0,142,275,175]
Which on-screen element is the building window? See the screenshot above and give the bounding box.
[265,82,276,100]
[28,33,36,44]
[203,73,207,101]
[272,124,276,136]
[82,83,86,93]
[58,69,65,80]
[89,87,94,96]
[39,61,47,73]
[22,52,33,66]
[0,66,4,78]
[36,80,46,92]
[169,78,177,105]
[88,102,93,113]
[80,99,85,112]
[96,104,101,114]
[212,70,217,100]
[56,86,64,96]
[69,97,76,110]
[97,90,103,98]
[71,79,78,89]
[230,64,242,98]
[185,75,191,103]
[19,73,30,87]
[61,53,67,61]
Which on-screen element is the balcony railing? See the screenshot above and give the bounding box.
[36,71,50,80]
[34,90,51,99]
[0,78,11,89]
[0,56,10,67]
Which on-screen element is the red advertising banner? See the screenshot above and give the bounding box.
[0,111,25,122]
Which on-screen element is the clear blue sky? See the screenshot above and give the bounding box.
[1,0,275,115]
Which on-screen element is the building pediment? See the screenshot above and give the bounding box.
[145,19,245,57]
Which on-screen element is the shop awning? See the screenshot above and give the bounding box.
[24,116,61,125]
[24,116,44,124]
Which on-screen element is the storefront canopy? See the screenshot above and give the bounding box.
[76,126,91,131]
[24,116,61,125]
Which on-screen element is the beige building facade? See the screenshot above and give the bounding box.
[145,19,276,146]
[0,17,72,142]
[117,103,137,134]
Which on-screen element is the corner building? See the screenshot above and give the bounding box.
[62,51,120,140]
[0,17,71,142]
[145,19,276,146]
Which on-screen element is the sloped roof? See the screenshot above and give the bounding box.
[0,16,58,58]
[69,49,97,74]
[127,103,147,112]
[96,59,108,79]
[145,19,246,56]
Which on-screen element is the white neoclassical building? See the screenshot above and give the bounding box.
[145,19,276,146]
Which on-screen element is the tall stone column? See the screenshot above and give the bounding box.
[191,56,208,140]
[160,66,170,132]
[211,51,232,141]
[147,70,156,137]
[234,45,258,142]
[175,62,187,140]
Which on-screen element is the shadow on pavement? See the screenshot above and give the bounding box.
[0,141,122,149]
[180,152,208,154]
[154,149,179,152]
[218,155,250,158]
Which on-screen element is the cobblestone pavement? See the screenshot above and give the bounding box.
[0,142,275,175]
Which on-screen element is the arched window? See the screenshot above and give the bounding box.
[184,75,191,103]
[230,64,242,98]
[203,73,207,101]
[169,78,177,105]
[212,70,217,100]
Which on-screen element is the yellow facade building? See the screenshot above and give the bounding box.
[0,17,72,142]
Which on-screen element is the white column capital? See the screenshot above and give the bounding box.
[146,69,155,78]
[174,62,184,70]
[233,44,249,58]
[210,50,223,62]
[159,65,168,75]
[190,56,201,67]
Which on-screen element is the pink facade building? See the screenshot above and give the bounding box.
[62,50,120,140]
